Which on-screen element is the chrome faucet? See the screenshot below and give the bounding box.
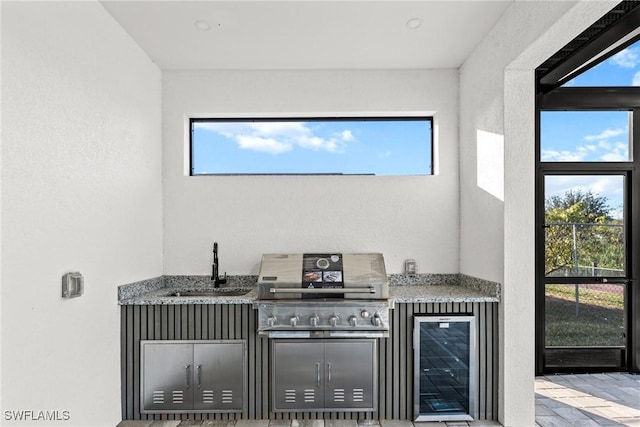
[212,242,227,287]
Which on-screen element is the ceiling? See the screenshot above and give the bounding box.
[100,1,513,70]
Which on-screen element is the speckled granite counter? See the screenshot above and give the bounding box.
[118,274,500,305]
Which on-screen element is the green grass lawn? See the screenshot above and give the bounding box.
[545,284,624,347]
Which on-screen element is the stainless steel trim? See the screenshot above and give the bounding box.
[258,330,389,339]
[269,287,375,294]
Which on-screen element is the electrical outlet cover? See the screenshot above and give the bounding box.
[62,272,84,298]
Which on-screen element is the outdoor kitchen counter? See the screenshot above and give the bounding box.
[118,273,500,305]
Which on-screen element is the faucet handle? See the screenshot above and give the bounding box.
[218,272,227,285]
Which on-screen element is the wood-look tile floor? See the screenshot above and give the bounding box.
[117,373,640,427]
[535,373,640,426]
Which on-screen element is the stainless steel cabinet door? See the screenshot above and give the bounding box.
[272,340,377,412]
[272,341,325,411]
[325,340,376,410]
[142,342,194,411]
[193,342,245,411]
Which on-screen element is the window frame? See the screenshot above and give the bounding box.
[535,92,640,374]
[188,116,434,177]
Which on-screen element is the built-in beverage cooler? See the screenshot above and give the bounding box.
[413,315,477,421]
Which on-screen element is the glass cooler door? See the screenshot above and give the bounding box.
[414,315,477,421]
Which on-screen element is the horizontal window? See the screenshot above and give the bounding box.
[540,111,631,162]
[190,117,432,176]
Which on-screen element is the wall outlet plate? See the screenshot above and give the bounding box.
[405,259,417,276]
[62,272,84,298]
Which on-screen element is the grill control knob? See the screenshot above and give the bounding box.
[309,315,319,327]
[349,315,358,327]
[329,315,340,327]
[360,310,370,319]
[267,316,277,327]
[372,314,382,327]
[290,315,299,327]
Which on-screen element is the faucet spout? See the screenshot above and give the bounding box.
[212,242,227,287]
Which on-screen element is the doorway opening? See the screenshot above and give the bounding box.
[535,0,640,375]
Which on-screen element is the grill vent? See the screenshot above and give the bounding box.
[172,390,184,404]
[152,390,164,404]
[333,388,345,402]
[222,390,234,404]
[353,388,364,402]
[284,389,296,403]
[304,389,315,403]
[202,390,214,404]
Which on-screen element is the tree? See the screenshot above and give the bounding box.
[546,190,611,221]
[545,190,623,276]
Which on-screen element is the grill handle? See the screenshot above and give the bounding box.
[269,287,375,294]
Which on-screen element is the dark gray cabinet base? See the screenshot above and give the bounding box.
[121,302,498,421]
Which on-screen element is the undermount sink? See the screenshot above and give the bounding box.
[169,288,252,297]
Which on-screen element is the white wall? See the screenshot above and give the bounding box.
[459,1,619,425]
[1,2,162,426]
[162,70,459,275]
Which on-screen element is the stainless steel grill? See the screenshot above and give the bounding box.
[254,253,393,338]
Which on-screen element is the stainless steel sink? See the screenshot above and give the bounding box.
[168,288,252,297]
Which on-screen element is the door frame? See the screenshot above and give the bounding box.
[534,91,640,374]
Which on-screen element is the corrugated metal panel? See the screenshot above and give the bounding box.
[121,302,498,421]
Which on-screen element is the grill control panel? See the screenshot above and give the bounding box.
[254,301,393,338]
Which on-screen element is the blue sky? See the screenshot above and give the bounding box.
[542,40,640,218]
[192,119,432,175]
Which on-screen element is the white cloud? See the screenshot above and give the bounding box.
[584,128,625,141]
[236,135,292,154]
[542,131,627,162]
[541,149,586,162]
[378,151,392,159]
[611,48,640,68]
[298,135,340,152]
[248,122,309,138]
[633,71,640,86]
[599,142,628,161]
[196,121,349,154]
[600,152,626,161]
[341,130,354,141]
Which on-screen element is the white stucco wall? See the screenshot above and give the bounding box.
[1,2,162,426]
[460,1,619,425]
[162,70,459,275]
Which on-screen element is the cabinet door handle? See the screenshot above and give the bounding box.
[196,364,202,388]
[185,365,191,389]
[327,363,332,386]
[316,363,321,387]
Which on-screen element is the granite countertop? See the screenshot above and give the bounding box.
[118,274,500,305]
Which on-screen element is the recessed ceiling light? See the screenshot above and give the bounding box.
[194,19,211,31]
[406,18,422,30]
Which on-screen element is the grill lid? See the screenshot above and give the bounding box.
[257,253,388,300]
